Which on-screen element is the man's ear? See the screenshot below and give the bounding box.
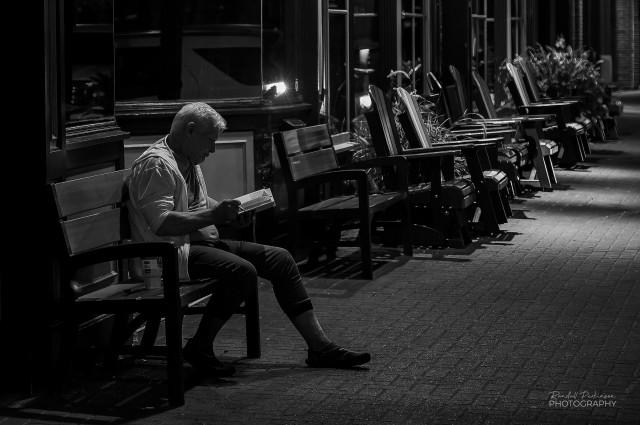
[185,121,196,138]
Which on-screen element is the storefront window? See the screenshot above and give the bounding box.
[114,0,263,103]
[511,0,526,57]
[64,0,115,126]
[472,0,495,89]
[401,0,426,94]
[320,0,350,134]
[353,0,379,117]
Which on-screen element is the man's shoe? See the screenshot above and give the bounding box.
[305,342,371,369]
[183,339,236,377]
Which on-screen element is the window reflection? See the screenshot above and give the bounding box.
[320,2,350,134]
[65,0,115,126]
[472,0,495,90]
[327,10,349,132]
[114,0,263,103]
[353,0,379,117]
[401,0,425,94]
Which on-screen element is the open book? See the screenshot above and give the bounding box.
[234,188,275,213]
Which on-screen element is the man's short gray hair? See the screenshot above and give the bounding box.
[171,102,227,134]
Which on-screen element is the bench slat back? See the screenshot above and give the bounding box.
[51,169,131,256]
[471,71,499,119]
[514,57,542,102]
[426,72,454,122]
[449,65,470,114]
[506,63,533,107]
[279,125,338,181]
[62,210,124,255]
[366,85,402,156]
[397,87,434,149]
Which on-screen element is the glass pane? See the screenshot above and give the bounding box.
[486,20,495,90]
[401,15,424,93]
[324,13,348,133]
[472,0,485,15]
[64,0,115,126]
[402,0,411,13]
[329,0,347,10]
[353,13,379,116]
[263,0,287,97]
[413,17,424,93]
[114,0,262,103]
[512,21,519,56]
[352,0,377,14]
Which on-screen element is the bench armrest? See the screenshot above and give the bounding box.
[69,241,181,294]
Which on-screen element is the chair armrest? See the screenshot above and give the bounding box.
[450,127,515,139]
[512,114,554,123]
[294,169,369,191]
[446,135,503,148]
[341,154,406,171]
[518,104,567,127]
[341,155,409,193]
[69,241,177,269]
[397,149,461,159]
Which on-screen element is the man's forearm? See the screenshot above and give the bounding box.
[155,209,214,236]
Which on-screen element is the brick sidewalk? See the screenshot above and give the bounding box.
[1,92,639,424]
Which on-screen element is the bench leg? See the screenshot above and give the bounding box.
[141,315,162,355]
[489,190,509,224]
[401,199,413,257]
[103,313,131,375]
[244,285,261,358]
[359,212,373,279]
[164,309,184,406]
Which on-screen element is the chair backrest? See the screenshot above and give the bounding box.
[449,65,471,115]
[471,70,499,119]
[514,56,542,102]
[396,87,434,149]
[275,124,339,182]
[365,84,403,157]
[51,169,131,258]
[426,72,454,125]
[427,72,441,95]
[505,62,533,107]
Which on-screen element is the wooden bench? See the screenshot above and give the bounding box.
[273,124,413,279]
[50,169,261,406]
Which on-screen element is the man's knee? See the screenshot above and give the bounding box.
[270,245,295,264]
[233,261,258,293]
[267,245,299,274]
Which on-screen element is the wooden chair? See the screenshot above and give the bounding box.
[273,124,413,279]
[471,70,559,190]
[426,71,522,196]
[514,55,597,145]
[394,86,512,233]
[505,62,588,169]
[449,65,532,164]
[50,169,261,407]
[449,65,534,195]
[365,84,473,248]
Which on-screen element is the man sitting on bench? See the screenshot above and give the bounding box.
[127,102,371,376]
